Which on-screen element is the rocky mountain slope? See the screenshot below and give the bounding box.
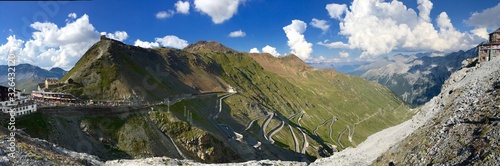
[374,54,499,165]
[351,48,477,106]
[0,64,67,91]
[5,39,412,163]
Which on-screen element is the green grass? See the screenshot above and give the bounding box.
[14,112,51,139]
[205,52,411,151]
[81,116,127,141]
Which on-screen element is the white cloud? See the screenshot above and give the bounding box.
[465,3,500,30]
[417,0,433,22]
[262,45,280,57]
[68,13,77,19]
[0,36,24,56]
[156,10,175,19]
[155,35,189,49]
[310,18,329,33]
[175,1,190,14]
[135,35,188,49]
[283,20,313,60]
[306,56,341,63]
[194,0,241,24]
[229,30,246,37]
[339,51,349,58]
[249,47,260,53]
[134,39,159,48]
[471,27,489,40]
[320,0,484,59]
[101,31,128,41]
[0,14,103,70]
[326,3,347,20]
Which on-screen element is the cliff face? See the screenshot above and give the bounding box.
[374,57,500,165]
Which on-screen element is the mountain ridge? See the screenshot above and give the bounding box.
[0,63,67,91]
[10,39,411,163]
[351,48,477,105]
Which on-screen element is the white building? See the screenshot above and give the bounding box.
[0,86,37,117]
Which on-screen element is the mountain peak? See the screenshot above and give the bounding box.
[183,41,237,54]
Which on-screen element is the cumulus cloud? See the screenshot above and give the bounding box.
[310,18,329,33]
[0,14,103,70]
[101,31,128,41]
[155,35,189,49]
[134,39,160,48]
[339,51,349,58]
[229,30,246,37]
[175,1,190,14]
[471,27,489,40]
[134,35,188,49]
[262,45,280,57]
[194,0,241,24]
[156,10,175,19]
[466,3,500,30]
[249,48,260,53]
[319,0,485,59]
[417,0,433,22]
[326,3,347,20]
[283,20,313,60]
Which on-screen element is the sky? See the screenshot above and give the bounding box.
[0,0,499,70]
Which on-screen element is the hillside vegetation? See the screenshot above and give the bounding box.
[43,39,411,162]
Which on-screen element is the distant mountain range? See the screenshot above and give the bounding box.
[350,48,477,106]
[0,64,67,92]
[307,61,369,73]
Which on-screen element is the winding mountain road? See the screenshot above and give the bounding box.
[287,124,299,153]
[297,111,305,126]
[209,92,237,139]
[313,118,333,136]
[299,128,309,154]
[329,117,338,145]
[241,114,268,133]
[267,116,285,144]
[261,112,274,140]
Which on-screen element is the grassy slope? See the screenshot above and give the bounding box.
[56,40,412,160]
[203,52,411,155]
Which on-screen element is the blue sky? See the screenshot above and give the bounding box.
[0,0,499,70]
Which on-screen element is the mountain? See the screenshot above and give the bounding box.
[11,39,411,163]
[373,52,500,165]
[307,61,368,73]
[351,48,477,106]
[0,63,67,92]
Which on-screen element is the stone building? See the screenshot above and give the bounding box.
[478,28,500,62]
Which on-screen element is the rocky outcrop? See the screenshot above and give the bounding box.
[374,56,500,165]
[149,109,242,163]
[0,126,102,166]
